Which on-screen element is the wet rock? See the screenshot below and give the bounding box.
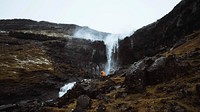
[76,95,90,109]
[0,104,17,111]
[57,83,85,107]
[0,99,44,112]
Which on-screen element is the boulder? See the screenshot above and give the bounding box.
[76,95,91,109]
[196,84,200,95]
[124,56,190,88]
[145,56,189,85]
[124,70,146,93]
[57,83,85,107]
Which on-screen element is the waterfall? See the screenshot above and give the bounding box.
[104,34,119,75]
[73,29,130,75]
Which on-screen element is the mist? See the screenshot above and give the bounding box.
[73,27,132,75]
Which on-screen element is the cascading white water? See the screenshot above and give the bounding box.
[73,29,131,75]
[104,34,119,75]
[59,82,76,97]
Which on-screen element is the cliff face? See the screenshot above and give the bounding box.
[0,22,107,105]
[1,0,200,111]
[119,0,200,65]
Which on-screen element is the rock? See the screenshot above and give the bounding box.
[125,57,153,75]
[121,106,136,112]
[57,83,85,107]
[115,92,127,99]
[80,79,99,99]
[145,56,182,85]
[193,99,200,106]
[196,84,200,95]
[124,70,146,93]
[76,95,90,109]
[157,101,187,112]
[0,104,17,111]
[0,99,44,112]
[116,103,137,112]
[123,55,191,94]
[96,94,110,103]
[73,106,86,112]
[125,56,190,86]
[96,104,106,112]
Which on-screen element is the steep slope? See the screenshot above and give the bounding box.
[38,0,200,112]
[40,25,200,112]
[119,0,200,65]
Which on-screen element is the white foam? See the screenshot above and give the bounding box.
[58,82,76,98]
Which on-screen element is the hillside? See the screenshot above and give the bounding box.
[0,0,200,111]
[0,19,109,38]
[40,31,199,111]
[119,0,200,65]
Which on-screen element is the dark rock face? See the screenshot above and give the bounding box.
[119,0,200,65]
[45,37,107,80]
[9,31,60,41]
[0,30,107,107]
[7,31,107,80]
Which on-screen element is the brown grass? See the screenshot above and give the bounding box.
[164,30,200,56]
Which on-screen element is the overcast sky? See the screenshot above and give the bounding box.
[0,0,181,33]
